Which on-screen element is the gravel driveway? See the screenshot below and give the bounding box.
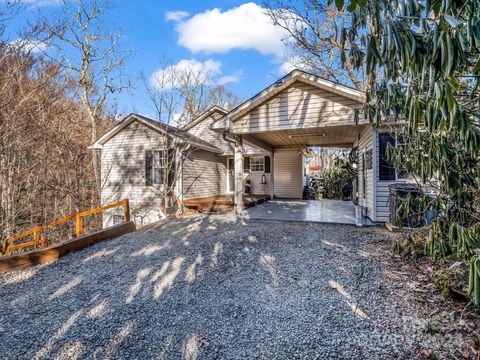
[0,214,467,359]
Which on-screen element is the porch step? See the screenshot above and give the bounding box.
[198,204,233,213]
[184,194,270,213]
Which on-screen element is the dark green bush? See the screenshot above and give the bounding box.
[321,159,353,200]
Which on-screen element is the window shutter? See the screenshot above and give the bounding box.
[167,148,176,190]
[378,133,396,181]
[264,156,271,173]
[243,157,250,173]
[145,150,153,186]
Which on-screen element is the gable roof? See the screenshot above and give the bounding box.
[89,113,223,154]
[211,69,365,130]
[181,106,228,131]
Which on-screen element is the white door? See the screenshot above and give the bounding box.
[273,150,303,198]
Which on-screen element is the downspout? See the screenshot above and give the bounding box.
[222,126,244,214]
[179,143,192,214]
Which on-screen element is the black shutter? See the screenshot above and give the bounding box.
[167,148,176,190]
[243,157,250,173]
[378,133,396,181]
[264,156,271,173]
[145,150,153,186]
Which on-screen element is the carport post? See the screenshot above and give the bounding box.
[234,137,243,214]
[269,151,274,200]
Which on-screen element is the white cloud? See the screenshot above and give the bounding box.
[279,61,296,75]
[9,39,47,54]
[165,10,190,22]
[150,59,239,90]
[218,75,239,85]
[11,0,62,6]
[173,3,288,58]
[218,69,242,85]
[278,56,307,75]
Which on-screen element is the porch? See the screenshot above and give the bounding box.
[184,194,270,213]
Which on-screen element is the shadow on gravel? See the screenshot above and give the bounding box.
[0,214,460,359]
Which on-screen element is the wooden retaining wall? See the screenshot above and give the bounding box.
[0,221,136,273]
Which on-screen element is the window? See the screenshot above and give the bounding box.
[250,157,265,172]
[152,150,165,185]
[378,133,396,181]
[396,135,409,179]
[112,213,124,225]
[378,132,410,181]
[146,149,176,187]
[243,157,250,173]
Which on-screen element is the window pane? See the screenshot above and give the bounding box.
[250,157,264,172]
[378,133,396,181]
[154,168,163,184]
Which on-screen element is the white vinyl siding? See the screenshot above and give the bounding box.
[182,150,227,199]
[232,81,364,134]
[355,126,375,221]
[187,114,261,155]
[246,172,271,195]
[273,149,303,198]
[186,115,235,154]
[101,120,168,227]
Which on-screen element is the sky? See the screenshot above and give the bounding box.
[5,0,298,117]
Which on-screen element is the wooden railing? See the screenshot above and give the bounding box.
[1,199,130,257]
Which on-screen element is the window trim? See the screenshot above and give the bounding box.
[249,156,265,172]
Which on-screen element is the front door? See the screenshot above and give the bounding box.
[228,158,234,193]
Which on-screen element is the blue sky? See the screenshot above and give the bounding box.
[6,0,296,117]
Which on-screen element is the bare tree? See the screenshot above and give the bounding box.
[146,59,239,127]
[0,46,112,248]
[264,0,364,89]
[41,0,129,197]
[0,1,115,250]
[141,60,240,216]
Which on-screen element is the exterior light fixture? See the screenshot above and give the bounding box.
[261,174,267,184]
[288,132,326,139]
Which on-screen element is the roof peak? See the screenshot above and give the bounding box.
[211,70,365,130]
[181,105,229,131]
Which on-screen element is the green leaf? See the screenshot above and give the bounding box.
[335,0,344,10]
[369,36,381,61]
[473,59,480,73]
[444,15,463,28]
[446,34,454,75]
[448,76,461,92]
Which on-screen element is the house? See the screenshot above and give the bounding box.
[90,70,410,227]
[89,108,272,227]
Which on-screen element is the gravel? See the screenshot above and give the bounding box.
[0,214,469,359]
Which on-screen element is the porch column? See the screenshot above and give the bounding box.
[234,137,243,214]
[269,151,274,200]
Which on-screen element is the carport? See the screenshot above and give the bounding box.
[211,70,369,225]
[243,199,375,226]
